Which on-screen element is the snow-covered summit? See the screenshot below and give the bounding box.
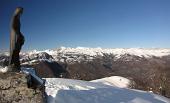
[15,47,170,64]
[2,47,170,58]
[1,47,170,65]
[46,47,170,63]
[44,47,170,58]
[45,78,170,103]
[91,76,131,88]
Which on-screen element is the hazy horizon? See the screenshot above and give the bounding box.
[1,46,170,52]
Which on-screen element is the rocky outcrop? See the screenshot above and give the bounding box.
[0,72,45,103]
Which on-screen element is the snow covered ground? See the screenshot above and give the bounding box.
[0,67,170,103]
[91,76,131,88]
[45,78,170,103]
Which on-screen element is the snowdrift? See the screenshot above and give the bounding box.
[1,67,170,103]
[45,78,170,103]
[91,76,131,88]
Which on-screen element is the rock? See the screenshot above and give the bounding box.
[0,72,45,103]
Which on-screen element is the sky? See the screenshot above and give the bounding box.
[0,0,170,51]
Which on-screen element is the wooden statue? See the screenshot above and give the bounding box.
[9,7,25,71]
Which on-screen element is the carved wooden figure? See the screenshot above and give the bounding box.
[9,7,25,71]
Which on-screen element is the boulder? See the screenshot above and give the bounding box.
[0,72,45,103]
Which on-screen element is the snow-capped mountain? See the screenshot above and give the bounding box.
[1,47,170,65]
[16,47,170,64]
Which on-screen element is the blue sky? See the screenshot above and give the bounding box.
[0,0,170,51]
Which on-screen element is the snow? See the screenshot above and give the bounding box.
[19,47,166,63]
[91,76,131,88]
[0,66,11,73]
[4,47,169,64]
[1,67,170,103]
[2,47,170,63]
[45,78,170,103]
[44,47,170,63]
[45,47,170,61]
[0,52,9,56]
[54,47,170,58]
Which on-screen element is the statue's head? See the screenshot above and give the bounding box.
[14,7,23,16]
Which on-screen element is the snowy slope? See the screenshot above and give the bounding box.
[45,78,170,103]
[91,76,131,88]
[1,67,170,103]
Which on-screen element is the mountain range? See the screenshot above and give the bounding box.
[0,47,170,97]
